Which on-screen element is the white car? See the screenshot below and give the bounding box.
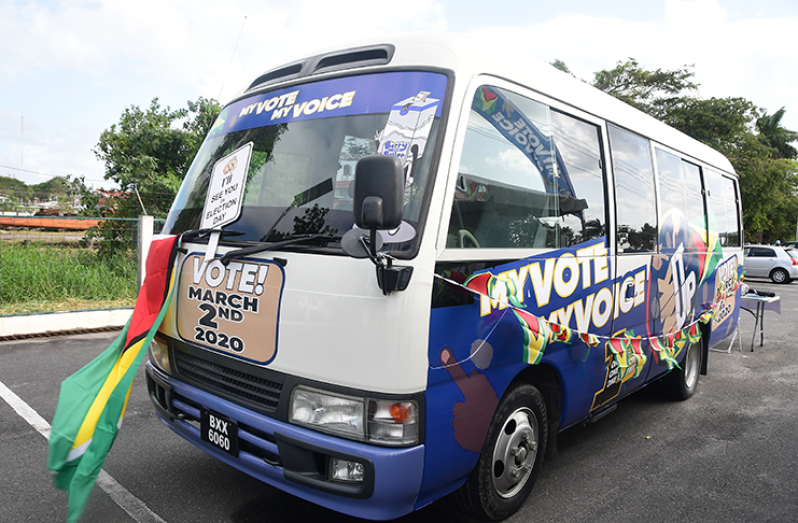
[743,244,798,283]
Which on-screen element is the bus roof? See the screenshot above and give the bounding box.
[240,33,735,175]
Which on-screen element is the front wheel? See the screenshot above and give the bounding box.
[455,384,547,521]
[662,338,702,400]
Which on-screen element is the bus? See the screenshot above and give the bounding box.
[146,33,744,521]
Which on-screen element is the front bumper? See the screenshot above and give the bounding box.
[146,363,425,520]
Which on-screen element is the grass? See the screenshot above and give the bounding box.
[0,243,137,315]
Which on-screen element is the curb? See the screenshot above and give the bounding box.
[0,309,133,341]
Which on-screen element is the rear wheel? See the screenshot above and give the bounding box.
[771,268,789,284]
[662,338,702,400]
[456,384,547,521]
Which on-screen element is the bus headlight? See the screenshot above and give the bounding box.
[148,335,171,374]
[289,387,365,439]
[289,386,419,446]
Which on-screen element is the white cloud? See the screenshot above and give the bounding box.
[0,0,449,185]
[470,0,798,131]
[1,0,796,189]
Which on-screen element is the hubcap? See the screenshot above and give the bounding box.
[492,407,538,498]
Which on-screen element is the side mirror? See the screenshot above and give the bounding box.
[353,155,404,230]
[343,154,413,296]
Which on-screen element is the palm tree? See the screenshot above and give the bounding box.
[756,107,798,159]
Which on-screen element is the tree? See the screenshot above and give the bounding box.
[88,96,221,258]
[656,99,798,243]
[549,59,572,75]
[591,58,698,113]
[0,175,32,203]
[590,59,798,242]
[756,107,798,160]
[654,97,760,158]
[93,96,221,219]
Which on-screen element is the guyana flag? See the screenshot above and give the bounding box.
[514,309,550,365]
[47,235,180,523]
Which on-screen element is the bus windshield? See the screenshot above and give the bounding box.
[163,71,448,256]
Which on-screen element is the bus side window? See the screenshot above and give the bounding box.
[447,87,556,249]
[550,110,607,247]
[706,168,741,246]
[727,178,742,246]
[609,125,658,253]
[655,150,706,250]
[448,86,609,250]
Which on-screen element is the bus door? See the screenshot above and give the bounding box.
[704,169,744,349]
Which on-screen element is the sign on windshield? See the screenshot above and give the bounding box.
[207,71,447,138]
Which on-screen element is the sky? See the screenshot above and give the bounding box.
[1,0,797,189]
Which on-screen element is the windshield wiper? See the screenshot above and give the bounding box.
[219,234,339,265]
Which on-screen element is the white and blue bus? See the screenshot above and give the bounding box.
[146,34,744,521]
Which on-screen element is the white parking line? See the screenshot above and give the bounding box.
[0,379,168,523]
[0,380,51,439]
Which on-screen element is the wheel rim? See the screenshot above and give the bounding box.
[491,407,538,499]
[685,342,699,390]
[772,269,786,283]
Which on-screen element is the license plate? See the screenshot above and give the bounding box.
[200,408,239,457]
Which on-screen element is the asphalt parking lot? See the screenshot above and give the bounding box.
[1,277,797,523]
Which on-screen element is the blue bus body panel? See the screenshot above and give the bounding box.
[147,363,425,521]
[418,234,741,506]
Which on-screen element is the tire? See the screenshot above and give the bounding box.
[770,268,789,284]
[662,337,702,400]
[455,384,547,521]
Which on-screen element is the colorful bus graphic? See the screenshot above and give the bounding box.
[147,35,743,521]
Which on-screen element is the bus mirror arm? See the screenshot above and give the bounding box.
[376,263,413,295]
[354,234,413,296]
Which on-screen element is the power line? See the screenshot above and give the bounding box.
[0,163,85,177]
[0,164,105,184]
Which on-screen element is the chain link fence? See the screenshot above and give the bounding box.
[0,216,163,317]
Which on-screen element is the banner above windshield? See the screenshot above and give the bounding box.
[208,71,448,138]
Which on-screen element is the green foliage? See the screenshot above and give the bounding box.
[87,96,221,256]
[2,97,221,313]
[0,175,31,201]
[32,176,68,200]
[736,153,798,241]
[589,59,798,242]
[184,97,225,154]
[93,96,221,220]
[0,243,137,313]
[549,59,572,75]
[655,97,753,148]
[81,219,139,261]
[591,58,698,113]
[756,107,798,160]
[0,174,90,213]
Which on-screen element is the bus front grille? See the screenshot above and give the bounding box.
[174,351,282,410]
